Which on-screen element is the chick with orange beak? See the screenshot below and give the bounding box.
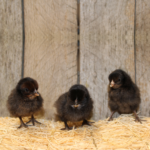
[54,84,93,130]
[7,77,44,128]
[108,69,141,123]
[110,80,115,87]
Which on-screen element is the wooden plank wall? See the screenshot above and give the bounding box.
[80,0,135,120]
[24,0,77,119]
[0,0,150,120]
[136,0,150,116]
[0,0,22,116]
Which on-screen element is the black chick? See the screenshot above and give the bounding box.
[108,69,141,123]
[7,77,43,128]
[54,84,93,130]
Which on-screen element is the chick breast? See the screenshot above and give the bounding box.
[7,89,43,117]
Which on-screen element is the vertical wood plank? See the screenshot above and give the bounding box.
[24,0,77,119]
[0,0,22,116]
[80,0,135,120]
[136,0,150,116]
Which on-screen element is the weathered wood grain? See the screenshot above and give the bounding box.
[136,0,150,116]
[80,0,135,120]
[0,0,22,116]
[24,0,77,119]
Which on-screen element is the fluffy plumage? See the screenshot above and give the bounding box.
[54,84,93,130]
[7,77,43,128]
[108,69,141,123]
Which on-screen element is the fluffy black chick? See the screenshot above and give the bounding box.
[7,77,43,128]
[108,69,141,123]
[54,84,93,130]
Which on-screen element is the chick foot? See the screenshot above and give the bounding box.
[26,115,42,126]
[82,119,94,126]
[18,117,29,128]
[108,111,115,121]
[61,121,73,130]
[133,111,142,124]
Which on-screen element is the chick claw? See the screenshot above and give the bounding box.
[133,111,142,124]
[108,111,115,121]
[26,115,42,126]
[61,121,73,130]
[61,126,73,130]
[18,123,28,129]
[18,117,30,129]
[26,119,41,125]
[82,119,94,126]
[134,117,142,124]
[108,117,113,121]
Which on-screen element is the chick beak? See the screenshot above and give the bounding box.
[74,99,79,108]
[110,80,115,87]
[34,89,39,96]
[75,99,78,105]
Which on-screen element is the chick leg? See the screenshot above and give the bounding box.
[18,117,28,128]
[26,115,41,125]
[61,121,73,130]
[133,111,142,124]
[108,111,115,121]
[82,119,94,126]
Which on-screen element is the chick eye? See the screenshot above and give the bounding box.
[25,88,29,92]
[118,79,121,82]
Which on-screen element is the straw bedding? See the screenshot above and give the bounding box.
[0,115,150,150]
